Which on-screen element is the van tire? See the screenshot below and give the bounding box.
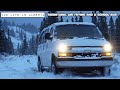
[51,63,59,75]
[101,67,110,76]
[37,57,44,73]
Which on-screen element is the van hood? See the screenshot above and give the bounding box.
[57,38,109,46]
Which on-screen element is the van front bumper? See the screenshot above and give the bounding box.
[56,58,114,68]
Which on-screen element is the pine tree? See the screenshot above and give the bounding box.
[21,33,28,55]
[35,34,39,55]
[78,12,83,22]
[91,11,97,25]
[0,20,8,53]
[39,11,59,32]
[109,16,115,44]
[75,16,78,22]
[66,19,69,22]
[78,16,83,22]
[115,15,120,52]
[19,44,22,55]
[98,11,110,41]
[17,43,20,55]
[39,17,49,32]
[12,21,15,26]
[10,29,15,37]
[44,17,49,28]
[7,29,14,54]
[59,16,63,22]
[29,35,36,54]
[39,18,45,32]
[8,37,14,54]
[71,17,74,22]
[19,29,24,40]
[1,19,9,30]
[48,11,58,25]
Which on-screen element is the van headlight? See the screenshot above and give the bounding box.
[103,44,112,52]
[58,43,67,52]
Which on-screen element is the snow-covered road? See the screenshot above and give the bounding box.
[0,54,120,79]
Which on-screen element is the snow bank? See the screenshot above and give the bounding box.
[0,55,37,79]
[110,53,120,78]
[0,54,120,79]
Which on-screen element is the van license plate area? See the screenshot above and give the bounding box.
[84,50,91,53]
[73,53,101,59]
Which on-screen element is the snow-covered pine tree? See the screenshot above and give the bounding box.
[0,31,4,53]
[66,19,69,22]
[19,44,22,55]
[78,12,83,22]
[59,16,63,22]
[78,16,83,22]
[71,17,74,22]
[48,11,58,25]
[43,17,49,29]
[40,11,59,32]
[29,35,36,54]
[91,11,97,26]
[115,15,120,52]
[17,43,20,55]
[8,37,14,54]
[0,20,6,53]
[39,18,45,32]
[98,11,110,41]
[19,29,24,40]
[7,29,14,54]
[39,17,50,32]
[12,21,15,26]
[35,34,39,55]
[10,29,15,37]
[75,16,78,22]
[109,16,115,45]
[1,19,9,32]
[21,33,28,55]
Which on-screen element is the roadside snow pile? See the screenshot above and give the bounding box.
[0,55,103,79]
[0,54,120,79]
[0,55,37,79]
[110,53,120,78]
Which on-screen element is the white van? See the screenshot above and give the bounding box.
[37,22,114,76]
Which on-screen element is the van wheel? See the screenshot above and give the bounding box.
[101,67,110,76]
[37,57,44,73]
[51,63,59,75]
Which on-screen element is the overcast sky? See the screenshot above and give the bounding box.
[1,11,120,28]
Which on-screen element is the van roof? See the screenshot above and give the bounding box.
[41,22,96,33]
[53,22,95,26]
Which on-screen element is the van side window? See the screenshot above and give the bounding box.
[40,32,43,44]
[54,28,57,38]
[44,28,49,42]
[43,31,46,43]
[50,27,54,35]
[39,35,42,44]
[41,31,45,44]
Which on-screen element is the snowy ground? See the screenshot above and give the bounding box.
[0,54,120,79]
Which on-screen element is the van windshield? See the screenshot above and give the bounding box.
[55,24,103,39]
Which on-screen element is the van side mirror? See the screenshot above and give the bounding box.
[45,33,52,40]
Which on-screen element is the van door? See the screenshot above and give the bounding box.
[40,31,47,67]
[45,27,54,67]
[41,29,50,67]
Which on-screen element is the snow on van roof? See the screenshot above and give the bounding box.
[53,22,95,26]
[41,22,95,33]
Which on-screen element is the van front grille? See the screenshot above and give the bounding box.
[69,53,101,57]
